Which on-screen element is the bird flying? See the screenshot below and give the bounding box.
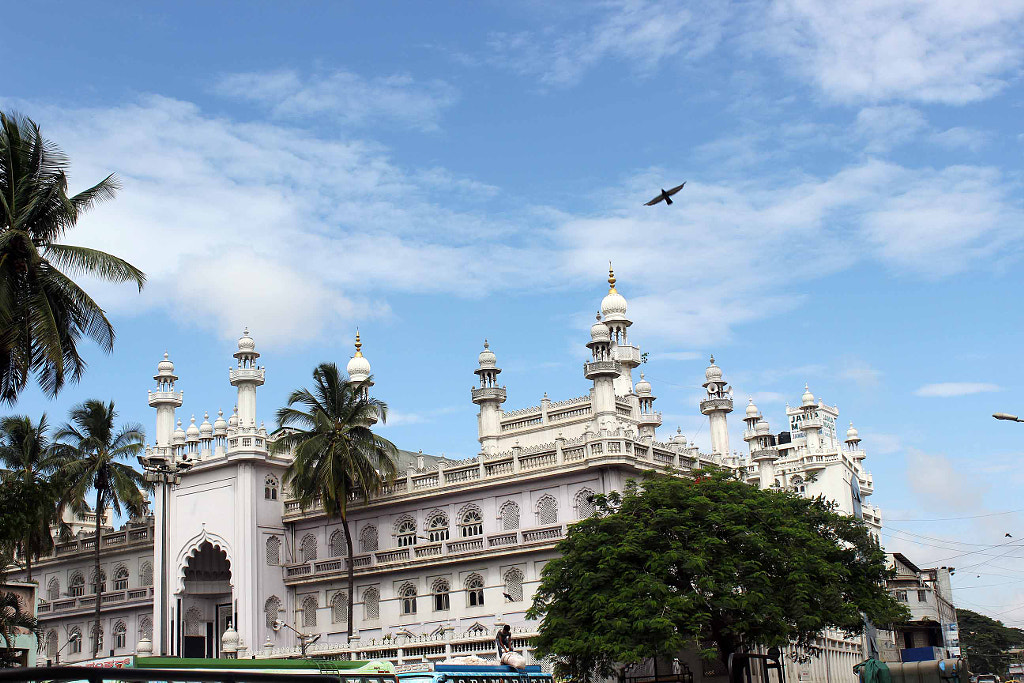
[503,592,514,602]
[645,181,686,206]
[1007,533,1013,537]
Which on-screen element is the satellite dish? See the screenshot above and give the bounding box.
[272,619,284,632]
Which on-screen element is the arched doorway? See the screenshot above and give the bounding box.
[180,542,232,658]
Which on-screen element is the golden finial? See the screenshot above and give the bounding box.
[354,329,363,357]
[608,261,617,294]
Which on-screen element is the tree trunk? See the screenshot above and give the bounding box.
[25,549,32,583]
[93,489,103,658]
[343,514,355,641]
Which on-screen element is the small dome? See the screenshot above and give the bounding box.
[745,398,759,418]
[600,264,629,321]
[478,339,497,368]
[157,352,174,374]
[755,419,770,435]
[186,415,200,440]
[801,384,815,407]
[213,409,228,435]
[346,330,371,381]
[635,372,652,395]
[228,407,239,428]
[200,412,213,436]
[846,422,860,441]
[705,355,723,381]
[672,427,687,445]
[237,327,256,353]
[590,314,610,342]
[173,419,186,444]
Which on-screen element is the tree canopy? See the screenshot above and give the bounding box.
[527,469,908,679]
[958,608,1024,675]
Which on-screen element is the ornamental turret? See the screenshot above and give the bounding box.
[585,311,620,431]
[750,416,779,490]
[148,352,183,451]
[700,355,734,457]
[845,421,865,460]
[601,264,641,396]
[346,331,376,425]
[799,384,823,452]
[472,340,506,455]
[185,415,200,457]
[634,373,661,438]
[199,412,213,457]
[229,328,265,429]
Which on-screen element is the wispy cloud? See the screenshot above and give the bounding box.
[839,359,883,388]
[915,382,1002,397]
[905,447,990,512]
[659,351,704,361]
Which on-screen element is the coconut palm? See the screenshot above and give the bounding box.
[0,111,146,406]
[0,414,64,581]
[54,400,146,657]
[273,363,399,639]
[0,589,39,666]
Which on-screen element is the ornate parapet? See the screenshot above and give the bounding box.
[470,386,507,405]
[584,360,620,379]
[229,366,266,386]
[700,396,733,414]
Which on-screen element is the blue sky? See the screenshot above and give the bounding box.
[4,1,1024,622]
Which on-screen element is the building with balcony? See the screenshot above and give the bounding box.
[12,266,882,681]
[883,553,960,661]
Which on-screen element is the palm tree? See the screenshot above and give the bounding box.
[0,111,146,406]
[273,363,399,639]
[0,590,39,666]
[0,414,63,581]
[54,400,146,657]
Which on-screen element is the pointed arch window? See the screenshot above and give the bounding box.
[432,578,451,612]
[69,572,85,597]
[332,592,348,624]
[266,536,281,566]
[574,489,596,519]
[113,621,127,649]
[395,517,417,547]
[503,567,524,602]
[466,573,485,607]
[329,530,345,557]
[139,616,153,641]
[89,568,106,594]
[426,511,449,543]
[499,501,520,531]
[300,595,317,628]
[300,533,317,562]
[264,595,281,628]
[69,627,82,654]
[399,582,417,615]
[264,475,279,500]
[459,506,484,537]
[536,495,558,525]
[47,578,60,601]
[359,525,378,553]
[140,562,153,587]
[113,565,130,591]
[185,607,204,636]
[45,630,58,659]
[363,587,380,620]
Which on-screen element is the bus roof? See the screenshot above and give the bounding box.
[134,657,396,674]
[422,665,543,674]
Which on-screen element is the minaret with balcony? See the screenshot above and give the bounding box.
[845,422,864,461]
[148,353,183,456]
[751,417,779,490]
[634,373,662,439]
[229,327,267,453]
[346,330,377,426]
[472,340,506,455]
[700,355,733,457]
[799,384,823,452]
[585,313,621,431]
[601,264,641,397]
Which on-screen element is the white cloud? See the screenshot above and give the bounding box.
[214,69,459,131]
[931,126,992,151]
[839,359,883,388]
[914,382,1002,397]
[659,351,704,361]
[905,447,989,512]
[762,0,1024,104]
[854,105,928,152]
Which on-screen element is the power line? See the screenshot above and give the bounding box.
[886,509,1024,522]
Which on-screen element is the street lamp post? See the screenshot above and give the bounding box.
[993,413,1024,423]
[53,630,81,665]
[272,619,320,658]
[138,451,192,656]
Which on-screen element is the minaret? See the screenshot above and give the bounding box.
[148,352,183,454]
[845,422,865,461]
[585,313,620,431]
[634,373,661,438]
[742,398,760,453]
[601,264,641,396]
[472,340,506,455]
[800,384,822,452]
[346,330,376,425]
[751,417,778,490]
[700,355,734,457]
[229,328,265,428]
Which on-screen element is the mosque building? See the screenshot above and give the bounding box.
[15,268,879,681]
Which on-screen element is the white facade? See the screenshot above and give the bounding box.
[18,268,880,680]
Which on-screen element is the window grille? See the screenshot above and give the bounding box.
[360,525,378,553]
[301,595,317,628]
[264,595,281,628]
[300,534,318,562]
[45,631,58,659]
[536,495,558,525]
[500,502,520,530]
[396,518,417,547]
[265,475,279,500]
[47,578,60,601]
[504,568,524,602]
[332,592,348,623]
[185,607,204,636]
[139,616,153,640]
[330,530,346,557]
[266,536,281,565]
[89,568,106,594]
[574,489,596,519]
[363,587,380,620]
[140,562,153,587]
[69,573,85,597]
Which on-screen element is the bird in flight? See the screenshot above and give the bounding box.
[1007,533,1013,538]
[645,181,686,206]
[503,592,514,602]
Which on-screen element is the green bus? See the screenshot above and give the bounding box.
[74,656,397,683]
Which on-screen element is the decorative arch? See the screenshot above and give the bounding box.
[46,577,60,601]
[458,504,484,537]
[465,573,485,607]
[68,626,82,654]
[398,582,417,615]
[300,533,318,562]
[113,564,130,590]
[331,591,348,624]
[266,536,281,566]
[300,594,317,628]
[69,571,85,597]
[394,515,417,547]
[45,630,58,658]
[574,488,596,519]
[498,500,520,530]
[425,509,449,542]
[535,494,558,525]
[174,529,233,594]
[264,474,279,500]
[359,525,378,553]
[362,586,380,620]
[503,567,524,602]
[139,615,153,640]
[392,513,416,532]
[431,577,451,612]
[140,561,153,587]
[113,620,127,649]
[89,567,107,594]
[264,595,281,628]
[329,529,345,557]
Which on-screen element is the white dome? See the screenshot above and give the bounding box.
[801,384,815,407]
[745,398,759,418]
[186,415,200,440]
[590,314,610,342]
[478,339,497,368]
[200,412,213,436]
[157,352,174,374]
[237,327,256,353]
[755,419,770,435]
[600,264,629,321]
[846,422,860,440]
[635,372,652,396]
[672,427,687,445]
[705,355,723,381]
[228,408,239,428]
[173,419,186,444]
[213,409,228,435]
[347,330,371,381]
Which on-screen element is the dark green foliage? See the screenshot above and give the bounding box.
[0,111,145,405]
[528,469,908,679]
[957,608,1024,675]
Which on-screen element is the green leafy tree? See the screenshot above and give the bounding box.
[273,363,399,640]
[957,608,1024,675]
[0,414,64,581]
[55,400,147,657]
[0,547,40,668]
[528,469,908,681]
[0,111,146,405]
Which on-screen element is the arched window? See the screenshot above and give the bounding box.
[113,565,130,591]
[332,592,348,624]
[791,475,806,495]
[45,630,58,659]
[459,506,483,537]
[300,534,317,562]
[574,489,596,519]
[432,578,450,612]
[536,495,558,525]
[69,572,85,597]
[140,562,153,587]
[264,595,281,628]
[329,530,345,557]
[426,511,449,543]
[265,475,279,500]
[69,627,82,654]
[395,517,417,547]
[89,568,106,594]
[300,595,317,628]
[185,607,204,636]
[399,582,417,615]
[504,568,524,602]
[47,578,60,601]
[139,616,153,641]
[466,573,485,607]
[360,525,378,553]
[113,621,127,649]
[266,536,281,566]
[499,501,520,530]
[363,587,380,620]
